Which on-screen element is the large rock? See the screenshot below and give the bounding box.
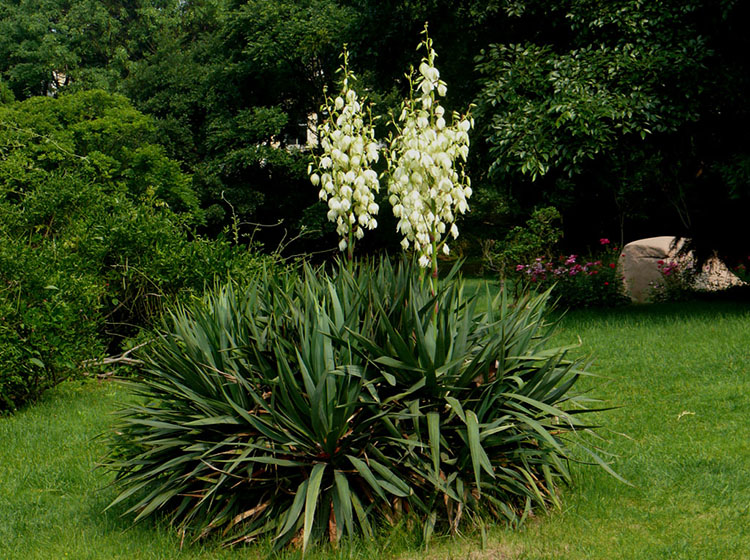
[619,236,743,303]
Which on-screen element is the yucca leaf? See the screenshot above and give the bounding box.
[423,510,437,547]
[333,470,354,538]
[134,487,180,521]
[349,492,373,539]
[444,396,466,423]
[105,479,153,512]
[302,463,326,552]
[466,410,494,494]
[502,392,576,427]
[277,479,308,543]
[576,442,632,485]
[367,458,410,497]
[347,455,387,500]
[426,411,441,474]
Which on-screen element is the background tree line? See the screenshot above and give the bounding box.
[2,0,748,263]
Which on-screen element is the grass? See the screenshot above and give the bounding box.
[2,297,749,559]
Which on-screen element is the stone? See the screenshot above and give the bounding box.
[619,236,743,303]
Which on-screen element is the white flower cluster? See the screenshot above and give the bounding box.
[309,51,380,255]
[387,34,473,269]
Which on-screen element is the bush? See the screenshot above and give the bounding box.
[646,258,697,302]
[105,258,616,550]
[483,206,563,277]
[0,237,105,411]
[514,239,628,308]
[0,90,277,412]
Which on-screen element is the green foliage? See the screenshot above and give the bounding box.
[2,0,749,258]
[117,0,358,241]
[475,41,667,180]
[484,207,563,276]
[105,258,613,550]
[471,0,750,257]
[0,0,135,98]
[0,89,276,412]
[0,240,104,412]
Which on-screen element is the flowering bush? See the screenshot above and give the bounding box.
[309,47,380,260]
[108,27,620,553]
[514,239,628,308]
[647,254,750,302]
[647,258,692,302]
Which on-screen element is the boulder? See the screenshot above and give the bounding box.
[619,236,743,303]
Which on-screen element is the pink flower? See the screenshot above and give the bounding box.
[565,255,577,265]
[609,263,616,269]
[515,264,525,271]
[600,238,610,245]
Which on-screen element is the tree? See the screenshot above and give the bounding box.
[473,0,750,258]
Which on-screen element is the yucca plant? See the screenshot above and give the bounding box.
[104,258,617,551]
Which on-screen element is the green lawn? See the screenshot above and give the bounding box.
[2,299,749,559]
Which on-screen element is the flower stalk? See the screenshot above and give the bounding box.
[387,24,473,283]
[309,47,380,262]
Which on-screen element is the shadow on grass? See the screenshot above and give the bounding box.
[560,297,750,324]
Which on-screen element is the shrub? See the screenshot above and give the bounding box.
[0,237,105,411]
[105,258,616,550]
[514,239,628,308]
[483,207,563,277]
[0,90,278,412]
[647,258,696,302]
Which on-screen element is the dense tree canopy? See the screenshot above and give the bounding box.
[0,0,748,261]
